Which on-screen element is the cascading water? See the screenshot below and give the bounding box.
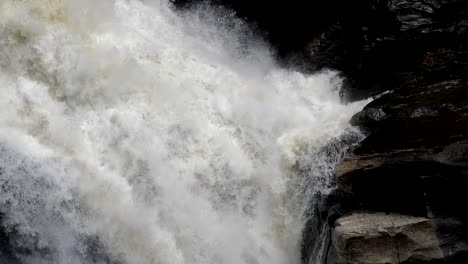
[0,1,369,263]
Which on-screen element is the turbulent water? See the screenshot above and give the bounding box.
[0,1,368,263]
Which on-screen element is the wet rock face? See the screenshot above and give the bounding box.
[326,77,468,263]
[310,1,467,261]
[329,0,468,100]
[337,79,468,216]
[331,213,468,264]
[351,80,468,141]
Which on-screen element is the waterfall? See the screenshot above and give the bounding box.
[0,1,368,263]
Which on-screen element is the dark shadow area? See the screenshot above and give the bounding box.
[171,0,468,101]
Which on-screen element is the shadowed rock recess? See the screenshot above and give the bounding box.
[174,0,468,263]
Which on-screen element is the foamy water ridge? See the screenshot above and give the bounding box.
[0,1,368,263]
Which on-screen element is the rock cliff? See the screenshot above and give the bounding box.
[329,79,468,263]
[320,0,468,262]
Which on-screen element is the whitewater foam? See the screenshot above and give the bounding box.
[0,1,368,263]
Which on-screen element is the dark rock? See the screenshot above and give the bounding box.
[171,0,359,55]
[302,190,358,264]
[301,192,336,264]
[336,79,468,217]
[328,81,468,263]
[0,214,19,264]
[351,79,468,137]
[327,13,468,260]
[173,0,467,101]
[299,130,365,264]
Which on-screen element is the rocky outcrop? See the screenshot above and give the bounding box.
[322,77,468,263]
[323,61,468,264]
[331,213,468,264]
[302,0,467,100]
[294,0,467,261]
[295,0,468,263]
[335,79,468,217]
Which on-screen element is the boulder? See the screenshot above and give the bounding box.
[330,212,468,264]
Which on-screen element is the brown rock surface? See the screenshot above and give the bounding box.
[331,212,468,264]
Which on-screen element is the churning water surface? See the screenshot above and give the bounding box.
[0,1,368,263]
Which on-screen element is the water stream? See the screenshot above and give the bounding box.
[0,1,368,263]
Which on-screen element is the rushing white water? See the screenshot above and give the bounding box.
[0,1,368,263]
